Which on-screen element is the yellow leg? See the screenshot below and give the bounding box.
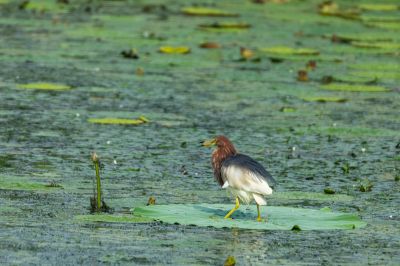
[224,197,240,219]
[257,204,262,222]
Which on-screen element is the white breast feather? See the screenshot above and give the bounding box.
[222,165,273,205]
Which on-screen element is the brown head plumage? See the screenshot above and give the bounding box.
[203,135,237,186]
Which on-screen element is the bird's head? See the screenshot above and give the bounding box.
[202,135,237,154]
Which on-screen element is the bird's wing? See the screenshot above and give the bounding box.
[221,154,276,195]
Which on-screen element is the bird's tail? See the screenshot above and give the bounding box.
[253,193,267,205]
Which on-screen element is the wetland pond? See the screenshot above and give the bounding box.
[0,0,399,265]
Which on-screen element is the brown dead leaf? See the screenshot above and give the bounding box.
[297,70,308,82]
[306,60,317,70]
[198,22,251,29]
[199,42,221,49]
[121,49,139,59]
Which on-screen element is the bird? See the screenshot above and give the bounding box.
[203,135,276,222]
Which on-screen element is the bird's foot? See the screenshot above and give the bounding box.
[256,217,262,222]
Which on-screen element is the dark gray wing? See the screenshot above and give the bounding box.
[222,154,276,188]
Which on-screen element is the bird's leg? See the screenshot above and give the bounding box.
[224,197,240,219]
[257,204,262,222]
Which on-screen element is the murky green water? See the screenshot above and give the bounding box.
[0,0,399,264]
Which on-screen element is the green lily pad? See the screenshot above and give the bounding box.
[198,22,251,29]
[350,71,400,81]
[23,0,68,13]
[74,214,152,223]
[358,4,399,12]
[348,62,399,72]
[17,82,71,91]
[0,176,62,191]
[351,41,400,50]
[364,21,400,30]
[301,96,348,103]
[88,116,149,125]
[361,14,400,23]
[325,33,393,42]
[334,74,377,84]
[132,204,366,230]
[260,46,319,55]
[321,83,390,92]
[280,107,296,112]
[181,7,238,17]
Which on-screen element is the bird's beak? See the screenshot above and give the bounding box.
[202,138,217,147]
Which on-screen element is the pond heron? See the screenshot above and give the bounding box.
[203,136,276,221]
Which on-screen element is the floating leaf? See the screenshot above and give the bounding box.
[135,67,144,76]
[326,33,392,43]
[302,96,347,103]
[75,214,152,223]
[318,1,339,15]
[324,188,336,194]
[359,179,373,192]
[0,176,62,191]
[318,1,360,20]
[224,256,236,266]
[361,14,400,23]
[280,107,296,112]
[198,22,250,29]
[291,224,301,231]
[121,49,139,59]
[17,82,71,91]
[349,71,400,81]
[297,70,308,81]
[181,7,238,17]
[88,117,149,125]
[320,207,332,212]
[261,46,319,55]
[159,46,191,54]
[349,63,399,72]
[351,41,400,50]
[132,204,366,230]
[364,21,400,30]
[306,60,317,70]
[321,83,390,92]
[240,47,254,60]
[199,42,221,49]
[359,4,399,12]
[137,115,150,123]
[334,74,377,84]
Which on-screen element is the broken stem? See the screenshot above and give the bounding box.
[95,160,101,210]
[92,152,102,211]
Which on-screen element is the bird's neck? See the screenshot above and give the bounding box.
[212,147,237,186]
